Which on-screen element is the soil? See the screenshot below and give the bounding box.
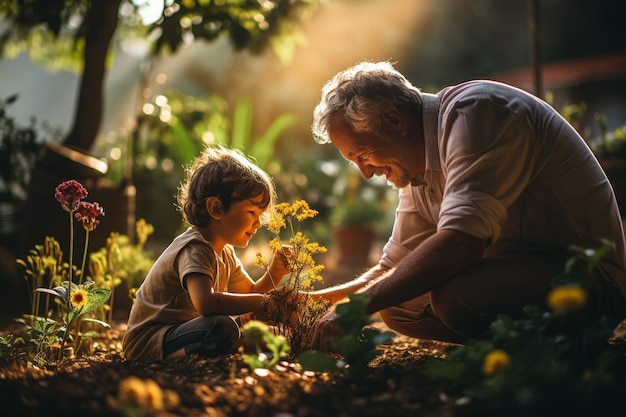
[0,320,469,417]
[1,319,626,417]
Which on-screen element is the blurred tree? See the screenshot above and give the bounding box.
[0,0,320,152]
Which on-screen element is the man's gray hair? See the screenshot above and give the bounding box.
[311,61,422,144]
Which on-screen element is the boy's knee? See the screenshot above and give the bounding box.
[187,315,240,357]
[207,315,240,349]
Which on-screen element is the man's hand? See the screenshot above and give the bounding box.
[312,307,343,353]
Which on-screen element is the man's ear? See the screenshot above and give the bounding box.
[382,106,405,133]
[205,196,223,220]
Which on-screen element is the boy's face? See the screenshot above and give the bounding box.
[213,193,266,249]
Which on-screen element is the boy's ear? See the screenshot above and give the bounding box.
[205,196,223,219]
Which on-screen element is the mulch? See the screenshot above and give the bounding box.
[0,321,464,417]
[1,319,625,417]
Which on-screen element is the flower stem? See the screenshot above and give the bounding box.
[60,210,75,360]
[79,230,90,285]
[68,210,74,285]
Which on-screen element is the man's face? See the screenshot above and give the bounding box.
[327,113,416,188]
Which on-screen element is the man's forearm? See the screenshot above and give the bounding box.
[312,263,391,304]
[363,229,486,314]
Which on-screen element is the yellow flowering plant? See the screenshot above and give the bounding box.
[425,244,626,416]
[253,200,331,355]
[89,219,156,322]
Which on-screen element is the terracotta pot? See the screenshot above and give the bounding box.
[333,226,376,264]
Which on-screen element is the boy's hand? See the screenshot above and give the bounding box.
[267,245,293,279]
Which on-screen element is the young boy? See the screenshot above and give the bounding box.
[123,146,291,360]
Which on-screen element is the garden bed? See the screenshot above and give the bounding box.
[0,321,461,417]
[1,319,626,417]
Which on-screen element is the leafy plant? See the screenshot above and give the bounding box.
[591,123,626,159]
[36,280,112,358]
[18,316,63,367]
[425,244,626,416]
[298,293,395,378]
[0,333,24,366]
[241,320,290,371]
[132,91,297,173]
[12,180,112,364]
[554,99,626,160]
[89,218,155,320]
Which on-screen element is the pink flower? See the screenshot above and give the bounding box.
[54,180,88,212]
[74,201,105,231]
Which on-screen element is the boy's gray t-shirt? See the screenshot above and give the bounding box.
[123,227,249,360]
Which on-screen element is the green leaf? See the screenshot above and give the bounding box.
[335,294,371,333]
[231,98,253,151]
[171,122,202,165]
[79,288,112,316]
[298,350,339,373]
[264,333,290,363]
[36,287,64,300]
[81,317,111,328]
[370,330,394,345]
[242,353,268,371]
[79,330,99,338]
[250,113,297,167]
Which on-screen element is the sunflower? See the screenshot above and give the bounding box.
[70,288,89,309]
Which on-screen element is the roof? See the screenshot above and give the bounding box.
[493,53,626,90]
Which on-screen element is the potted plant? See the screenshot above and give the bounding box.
[330,165,394,265]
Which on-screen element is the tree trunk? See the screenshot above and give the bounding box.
[63,0,122,151]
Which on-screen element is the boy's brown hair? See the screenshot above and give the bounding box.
[177,145,276,227]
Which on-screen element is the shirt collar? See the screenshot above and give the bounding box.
[421,92,441,172]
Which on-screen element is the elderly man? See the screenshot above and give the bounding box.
[311,61,626,347]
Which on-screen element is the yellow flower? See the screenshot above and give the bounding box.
[118,376,145,404]
[135,218,154,246]
[306,242,327,255]
[482,349,511,375]
[70,288,89,309]
[547,285,588,313]
[254,252,269,269]
[143,379,165,410]
[291,200,319,222]
[118,376,165,410]
[273,202,292,217]
[269,237,281,252]
[290,231,309,247]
